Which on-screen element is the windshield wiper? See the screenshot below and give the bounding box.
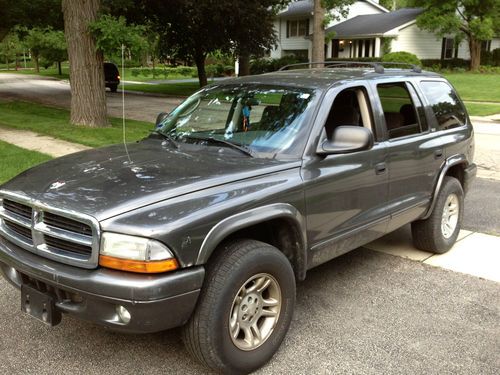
[151,130,179,149]
[188,136,254,157]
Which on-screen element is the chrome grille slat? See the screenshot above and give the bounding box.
[34,222,93,246]
[2,199,32,219]
[0,193,100,269]
[0,209,32,228]
[4,220,33,242]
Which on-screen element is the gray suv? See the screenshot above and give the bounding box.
[0,62,476,373]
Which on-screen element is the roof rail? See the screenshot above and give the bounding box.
[278,61,422,74]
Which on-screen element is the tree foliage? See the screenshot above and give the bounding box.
[89,15,148,61]
[0,33,22,69]
[415,0,500,70]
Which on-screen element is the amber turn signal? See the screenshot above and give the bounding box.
[99,255,179,274]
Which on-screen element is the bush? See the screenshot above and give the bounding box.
[249,56,307,75]
[381,51,421,66]
[420,58,470,70]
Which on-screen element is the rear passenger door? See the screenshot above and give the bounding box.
[370,79,442,231]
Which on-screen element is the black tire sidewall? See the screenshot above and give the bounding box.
[210,245,295,373]
[434,178,464,252]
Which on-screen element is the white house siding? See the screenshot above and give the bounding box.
[391,23,443,59]
[491,38,500,51]
[391,23,472,60]
[329,0,386,27]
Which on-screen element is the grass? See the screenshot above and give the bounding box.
[463,102,500,116]
[443,73,500,103]
[0,140,52,185]
[0,101,154,148]
[120,81,203,97]
[0,64,70,80]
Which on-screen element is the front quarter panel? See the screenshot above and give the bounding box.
[100,167,305,268]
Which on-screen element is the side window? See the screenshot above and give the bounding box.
[324,87,373,140]
[420,81,466,130]
[377,82,422,139]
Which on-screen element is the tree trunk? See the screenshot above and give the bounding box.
[238,53,250,76]
[34,54,40,73]
[57,61,62,75]
[194,52,207,87]
[468,36,481,71]
[62,0,108,127]
[312,0,325,67]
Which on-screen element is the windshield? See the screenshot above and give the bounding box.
[157,85,316,157]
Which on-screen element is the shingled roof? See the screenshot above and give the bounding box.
[277,0,388,18]
[326,8,424,37]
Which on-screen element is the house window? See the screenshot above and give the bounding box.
[441,38,455,59]
[287,19,309,38]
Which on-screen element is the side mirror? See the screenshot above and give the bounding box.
[155,111,169,128]
[317,126,374,155]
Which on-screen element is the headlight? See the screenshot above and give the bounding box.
[99,232,178,274]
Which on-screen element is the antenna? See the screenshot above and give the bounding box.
[121,43,131,163]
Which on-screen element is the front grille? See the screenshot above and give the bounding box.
[44,212,93,236]
[3,199,32,219]
[44,235,92,258]
[0,194,99,268]
[4,219,33,241]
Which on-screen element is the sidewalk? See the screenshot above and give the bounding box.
[365,225,500,283]
[0,127,89,157]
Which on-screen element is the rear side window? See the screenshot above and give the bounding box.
[377,82,424,139]
[420,81,466,130]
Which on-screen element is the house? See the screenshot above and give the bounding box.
[271,0,388,59]
[271,0,500,61]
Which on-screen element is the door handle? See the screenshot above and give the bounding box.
[375,162,386,175]
[434,149,443,159]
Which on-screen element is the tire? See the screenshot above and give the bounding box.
[182,239,296,374]
[412,176,464,253]
[110,84,118,93]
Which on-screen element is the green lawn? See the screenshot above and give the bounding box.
[0,101,154,148]
[0,140,52,185]
[0,66,70,80]
[120,81,203,97]
[443,73,500,103]
[463,102,500,116]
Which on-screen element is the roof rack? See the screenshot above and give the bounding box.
[278,61,422,74]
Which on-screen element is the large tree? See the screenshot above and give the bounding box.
[311,0,354,65]
[62,0,108,127]
[227,0,290,76]
[0,0,62,41]
[415,0,500,70]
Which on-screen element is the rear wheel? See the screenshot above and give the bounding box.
[110,84,118,93]
[412,176,464,253]
[182,239,296,374]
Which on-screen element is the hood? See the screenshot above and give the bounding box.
[1,139,300,221]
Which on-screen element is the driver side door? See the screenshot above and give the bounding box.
[302,84,390,269]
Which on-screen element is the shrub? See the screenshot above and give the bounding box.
[420,58,470,70]
[130,68,141,77]
[249,55,307,75]
[381,51,421,66]
[492,48,500,66]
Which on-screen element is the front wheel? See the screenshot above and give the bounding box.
[182,239,296,374]
[412,176,464,253]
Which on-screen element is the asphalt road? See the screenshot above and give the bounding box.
[463,177,500,235]
[0,73,182,123]
[0,249,498,375]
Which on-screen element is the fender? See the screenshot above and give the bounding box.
[195,203,308,279]
[422,154,468,220]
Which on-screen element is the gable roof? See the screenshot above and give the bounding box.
[326,8,424,37]
[277,0,388,18]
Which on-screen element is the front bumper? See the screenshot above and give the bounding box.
[0,236,204,333]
